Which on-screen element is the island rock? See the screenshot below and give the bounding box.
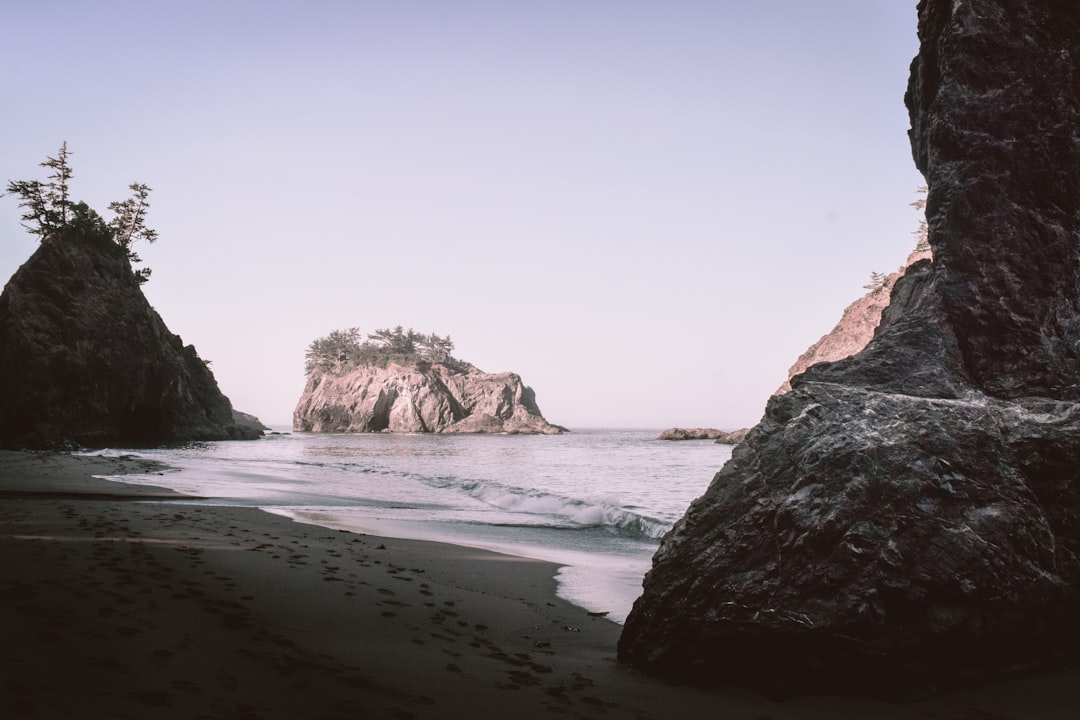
[294,362,564,435]
[657,427,749,445]
[0,226,262,449]
[619,0,1080,699]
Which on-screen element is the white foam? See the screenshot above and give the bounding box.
[268,507,651,623]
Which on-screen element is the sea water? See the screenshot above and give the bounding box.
[84,428,733,623]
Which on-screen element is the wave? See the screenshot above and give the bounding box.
[74,444,675,541]
[421,475,671,540]
[73,448,146,459]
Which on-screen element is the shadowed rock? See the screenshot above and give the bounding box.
[619,0,1080,699]
[0,226,262,449]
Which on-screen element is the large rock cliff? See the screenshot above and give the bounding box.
[294,362,564,435]
[0,226,262,449]
[619,0,1080,699]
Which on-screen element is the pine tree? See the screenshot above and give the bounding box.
[5,144,160,283]
[41,141,73,227]
[108,183,159,283]
[108,183,158,248]
[4,141,74,238]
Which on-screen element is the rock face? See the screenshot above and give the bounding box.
[0,227,262,449]
[619,0,1080,699]
[775,250,930,396]
[293,363,565,435]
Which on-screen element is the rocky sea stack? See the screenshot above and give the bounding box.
[294,327,564,435]
[0,226,262,449]
[619,0,1080,700]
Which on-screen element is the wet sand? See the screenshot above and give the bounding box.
[1,450,1075,719]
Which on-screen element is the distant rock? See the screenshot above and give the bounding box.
[658,428,748,445]
[712,428,749,445]
[619,1,1080,700]
[775,249,930,396]
[232,410,270,433]
[293,362,565,435]
[0,226,262,449]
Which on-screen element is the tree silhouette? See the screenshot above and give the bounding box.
[108,183,158,283]
[4,142,74,238]
[4,144,159,283]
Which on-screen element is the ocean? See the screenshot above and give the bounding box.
[84,428,734,623]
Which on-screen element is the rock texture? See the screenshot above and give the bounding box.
[293,362,565,435]
[0,227,262,449]
[775,250,930,396]
[619,0,1080,699]
[657,427,749,445]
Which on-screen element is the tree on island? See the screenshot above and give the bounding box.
[3,143,159,283]
[304,326,464,375]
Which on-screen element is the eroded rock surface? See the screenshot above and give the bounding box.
[0,228,262,449]
[294,363,564,435]
[619,0,1080,699]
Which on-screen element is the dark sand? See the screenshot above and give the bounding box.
[1,450,1076,719]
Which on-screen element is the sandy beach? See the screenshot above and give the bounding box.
[1,450,1076,719]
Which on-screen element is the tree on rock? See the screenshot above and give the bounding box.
[4,143,159,283]
[305,327,464,374]
[911,186,929,253]
[5,141,74,238]
[109,183,158,283]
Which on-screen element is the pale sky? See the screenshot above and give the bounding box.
[1,1,923,430]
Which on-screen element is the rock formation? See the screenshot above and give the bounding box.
[233,410,270,433]
[294,362,565,435]
[0,226,263,449]
[775,250,930,396]
[657,427,749,445]
[619,0,1080,699]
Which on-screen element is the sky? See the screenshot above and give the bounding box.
[1,1,924,430]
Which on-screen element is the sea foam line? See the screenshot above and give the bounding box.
[421,475,671,540]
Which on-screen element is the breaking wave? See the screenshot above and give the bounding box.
[421,475,671,540]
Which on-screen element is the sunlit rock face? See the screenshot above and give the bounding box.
[0,228,261,449]
[293,363,564,435]
[618,0,1080,699]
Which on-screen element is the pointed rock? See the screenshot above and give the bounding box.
[0,227,261,448]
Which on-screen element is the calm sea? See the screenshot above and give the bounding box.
[85,428,734,623]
